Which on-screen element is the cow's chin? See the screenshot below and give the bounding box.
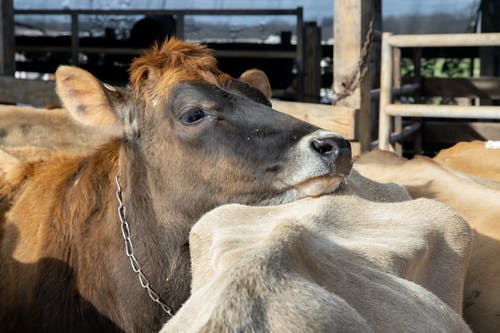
[259,174,347,206]
[293,174,346,197]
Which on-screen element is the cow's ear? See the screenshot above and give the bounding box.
[55,66,124,133]
[239,69,272,99]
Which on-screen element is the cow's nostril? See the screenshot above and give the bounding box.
[311,138,340,157]
[310,135,352,175]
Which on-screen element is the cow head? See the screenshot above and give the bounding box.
[55,38,352,222]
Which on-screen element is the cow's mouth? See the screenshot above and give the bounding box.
[293,173,347,197]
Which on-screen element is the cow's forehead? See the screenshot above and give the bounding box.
[156,69,227,95]
[169,81,225,103]
[129,38,225,98]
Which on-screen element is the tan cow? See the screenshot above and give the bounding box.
[355,149,500,333]
[0,105,113,154]
[160,172,472,333]
[0,145,55,163]
[434,140,500,183]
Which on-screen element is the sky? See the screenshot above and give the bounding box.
[14,0,480,20]
[382,0,479,16]
[13,0,482,37]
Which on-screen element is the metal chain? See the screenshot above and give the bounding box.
[115,172,175,317]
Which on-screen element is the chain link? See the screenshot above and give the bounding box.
[115,172,175,317]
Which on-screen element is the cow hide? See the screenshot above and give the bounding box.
[160,172,472,333]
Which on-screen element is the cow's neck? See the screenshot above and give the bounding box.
[116,142,192,328]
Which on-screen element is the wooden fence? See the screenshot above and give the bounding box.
[378,32,500,151]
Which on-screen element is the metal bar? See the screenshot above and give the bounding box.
[388,33,500,48]
[370,83,420,99]
[378,32,393,150]
[14,9,300,16]
[78,47,142,55]
[71,13,79,65]
[390,122,422,145]
[15,46,74,53]
[371,122,421,149]
[385,104,500,119]
[214,50,296,59]
[15,46,298,59]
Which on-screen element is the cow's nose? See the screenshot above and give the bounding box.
[310,136,352,175]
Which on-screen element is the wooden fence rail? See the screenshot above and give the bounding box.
[378,32,500,151]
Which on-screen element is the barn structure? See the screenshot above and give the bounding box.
[1,0,500,155]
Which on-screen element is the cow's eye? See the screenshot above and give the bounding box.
[181,108,206,125]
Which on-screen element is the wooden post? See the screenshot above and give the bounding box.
[0,0,15,75]
[175,14,185,40]
[303,22,321,103]
[70,13,79,65]
[479,0,500,106]
[369,0,382,142]
[392,47,402,154]
[333,0,373,151]
[296,7,304,101]
[413,48,423,154]
[378,32,393,151]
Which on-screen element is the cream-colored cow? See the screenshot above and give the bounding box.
[160,171,472,333]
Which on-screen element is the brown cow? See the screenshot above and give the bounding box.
[355,149,500,333]
[434,140,500,183]
[0,39,352,332]
[160,174,472,333]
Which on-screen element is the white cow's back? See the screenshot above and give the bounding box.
[160,173,471,333]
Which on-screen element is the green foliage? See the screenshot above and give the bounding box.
[402,57,479,80]
[401,58,415,78]
[400,57,481,104]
